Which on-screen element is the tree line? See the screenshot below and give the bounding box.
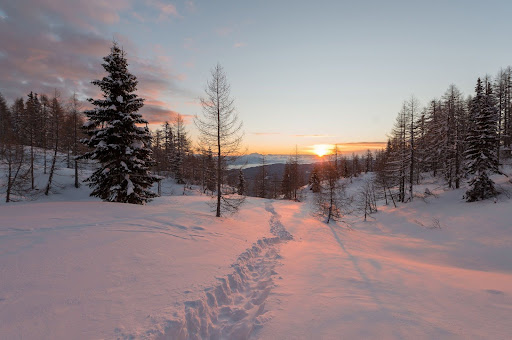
[0,90,86,202]
[379,68,511,203]
[1,41,509,211]
[305,67,511,223]
[0,42,246,217]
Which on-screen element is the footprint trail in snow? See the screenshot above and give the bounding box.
[147,201,292,340]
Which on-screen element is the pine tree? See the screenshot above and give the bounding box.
[172,114,190,184]
[365,149,373,173]
[205,147,216,194]
[316,156,345,224]
[68,93,85,188]
[45,93,64,196]
[465,78,498,201]
[281,162,292,199]
[24,92,41,189]
[80,42,157,204]
[256,155,268,198]
[309,165,321,193]
[237,169,246,195]
[0,93,9,145]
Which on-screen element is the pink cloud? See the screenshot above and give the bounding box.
[146,0,179,22]
[0,0,187,128]
[293,134,334,138]
[234,42,247,48]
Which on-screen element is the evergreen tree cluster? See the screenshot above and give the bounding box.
[151,116,192,185]
[380,67,512,202]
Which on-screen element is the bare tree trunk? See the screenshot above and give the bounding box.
[45,116,59,196]
[216,87,221,218]
[6,150,12,203]
[30,137,34,189]
[6,145,25,203]
[388,187,397,208]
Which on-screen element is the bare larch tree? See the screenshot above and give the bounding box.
[195,63,244,217]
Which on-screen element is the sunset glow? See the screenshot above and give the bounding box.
[312,144,334,157]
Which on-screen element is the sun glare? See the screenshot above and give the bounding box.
[313,144,334,157]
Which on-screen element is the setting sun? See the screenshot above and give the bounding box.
[312,144,334,157]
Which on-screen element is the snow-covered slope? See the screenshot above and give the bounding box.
[0,194,293,339]
[257,174,512,339]
[1,159,511,339]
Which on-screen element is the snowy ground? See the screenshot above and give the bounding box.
[259,186,512,339]
[1,161,512,339]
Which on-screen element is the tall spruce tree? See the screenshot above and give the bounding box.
[465,78,498,201]
[81,42,157,204]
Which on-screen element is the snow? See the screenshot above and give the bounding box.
[1,155,511,339]
[125,174,134,195]
[0,195,277,339]
[257,175,512,339]
[83,120,95,128]
[117,95,123,103]
[131,140,144,150]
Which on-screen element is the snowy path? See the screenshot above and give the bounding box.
[258,198,512,339]
[0,197,279,339]
[152,201,293,340]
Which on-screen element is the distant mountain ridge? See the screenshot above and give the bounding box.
[231,153,319,168]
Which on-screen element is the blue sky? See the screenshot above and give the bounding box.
[1,0,512,153]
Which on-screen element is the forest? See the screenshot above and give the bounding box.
[1,42,511,217]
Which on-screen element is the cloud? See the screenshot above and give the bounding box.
[252,132,281,136]
[293,134,334,138]
[131,11,146,22]
[0,0,186,125]
[215,27,233,36]
[335,142,387,148]
[233,42,247,48]
[184,0,196,13]
[146,0,179,22]
[142,103,191,125]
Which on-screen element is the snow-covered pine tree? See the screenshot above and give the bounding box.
[465,78,499,202]
[81,42,157,204]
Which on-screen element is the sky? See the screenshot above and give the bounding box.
[1,0,512,155]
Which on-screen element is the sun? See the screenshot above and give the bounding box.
[312,144,334,157]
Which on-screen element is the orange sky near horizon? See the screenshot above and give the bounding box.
[251,142,388,156]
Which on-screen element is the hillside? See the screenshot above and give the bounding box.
[0,160,511,339]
